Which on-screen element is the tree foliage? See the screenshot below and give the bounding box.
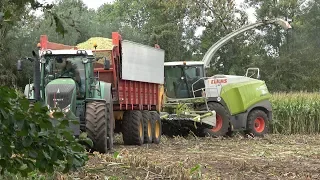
[0,86,89,177]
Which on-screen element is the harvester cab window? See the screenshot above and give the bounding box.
[165,65,205,99]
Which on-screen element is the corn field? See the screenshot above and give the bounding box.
[271,92,320,134]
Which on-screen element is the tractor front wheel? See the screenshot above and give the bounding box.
[200,102,230,137]
[85,101,110,153]
[246,109,269,137]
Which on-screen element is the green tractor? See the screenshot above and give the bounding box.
[18,46,114,153]
[161,18,292,137]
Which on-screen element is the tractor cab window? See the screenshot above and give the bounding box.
[164,65,204,99]
[43,55,86,97]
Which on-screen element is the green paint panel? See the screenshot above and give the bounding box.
[48,78,76,85]
[221,80,271,115]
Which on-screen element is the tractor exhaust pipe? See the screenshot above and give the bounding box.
[32,50,41,101]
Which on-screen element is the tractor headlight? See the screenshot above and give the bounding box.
[62,104,71,113]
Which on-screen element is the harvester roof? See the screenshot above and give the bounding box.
[164,61,204,66]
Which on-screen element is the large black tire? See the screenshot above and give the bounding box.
[150,111,161,144]
[122,110,144,145]
[142,111,152,143]
[245,109,269,137]
[199,102,230,137]
[85,101,109,153]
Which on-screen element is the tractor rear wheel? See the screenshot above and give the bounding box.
[142,111,152,143]
[122,110,144,145]
[85,101,109,153]
[150,111,161,144]
[199,102,230,137]
[246,109,269,137]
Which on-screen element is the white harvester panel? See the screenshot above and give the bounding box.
[121,40,165,84]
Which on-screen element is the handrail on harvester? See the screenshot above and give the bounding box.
[201,18,292,68]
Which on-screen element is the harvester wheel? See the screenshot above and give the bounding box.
[200,102,230,137]
[85,101,109,153]
[246,109,268,137]
[150,111,161,144]
[122,110,144,145]
[142,111,152,143]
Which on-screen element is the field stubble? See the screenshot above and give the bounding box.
[61,133,320,180]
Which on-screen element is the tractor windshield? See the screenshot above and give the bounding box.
[164,65,204,99]
[43,55,86,93]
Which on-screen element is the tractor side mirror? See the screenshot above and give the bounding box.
[104,58,110,70]
[17,59,23,71]
[196,68,201,76]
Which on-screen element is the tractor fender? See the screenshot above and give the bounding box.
[86,81,112,104]
[101,82,113,104]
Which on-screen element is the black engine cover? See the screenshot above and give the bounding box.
[45,84,76,110]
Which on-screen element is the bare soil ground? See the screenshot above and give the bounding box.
[60,134,320,180]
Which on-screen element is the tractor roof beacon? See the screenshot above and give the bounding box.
[161,18,292,138]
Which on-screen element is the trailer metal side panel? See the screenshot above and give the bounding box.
[121,40,165,84]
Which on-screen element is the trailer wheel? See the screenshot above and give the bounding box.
[122,110,144,145]
[85,101,108,153]
[150,111,161,144]
[200,102,230,137]
[246,109,269,137]
[142,111,152,143]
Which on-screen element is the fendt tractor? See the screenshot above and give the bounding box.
[17,32,216,153]
[161,18,292,137]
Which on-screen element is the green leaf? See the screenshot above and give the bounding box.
[28,150,38,159]
[190,164,201,174]
[22,136,33,147]
[0,159,6,167]
[0,108,8,119]
[0,12,3,22]
[113,151,120,159]
[82,138,93,148]
[53,111,64,119]
[19,98,30,111]
[52,13,68,37]
[59,119,69,128]
[79,132,87,139]
[63,130,74,141]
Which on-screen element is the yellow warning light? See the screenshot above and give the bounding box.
[37,43,41,48]
[183,61,186,65]
[93,42,97,49]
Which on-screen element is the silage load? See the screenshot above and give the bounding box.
[77,37,113,50]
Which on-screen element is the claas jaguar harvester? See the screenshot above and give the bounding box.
[162,18,292,137]
[19,32,167,153]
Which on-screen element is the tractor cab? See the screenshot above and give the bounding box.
[40,50,94,100]
[164,61,205,99]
